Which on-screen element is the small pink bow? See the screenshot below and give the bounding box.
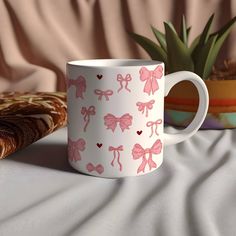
[117,74,132,93]
[67,76,86,99]
[81,106,96,132]
[68,138,86,161]
[109,145,123,171]
[94,89,113,101]
[104,113,133,132]
[136,100,155,117]
[146,119,162,137]
[132,139,162,174]
[139,66,163,95]
[86,163,104,174]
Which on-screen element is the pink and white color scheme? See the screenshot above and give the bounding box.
[86,163,104,174]
[139,66,163,95]
[146,119,162,137]
[132,139,162,173]
[81,106,96,132]
[117,74,132,93]
[104,113,133,132]
[67,59,209,178]
[68,138,86,162]
[109,145,124,171]
[67,76,86,99]
[136,99,155,117]
[94,89,113,101]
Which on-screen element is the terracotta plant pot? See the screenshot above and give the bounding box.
[164,80,236,129]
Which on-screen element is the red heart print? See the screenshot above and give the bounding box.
[97,143,103,148]
[97,74,103,80]
[137,130,142,135]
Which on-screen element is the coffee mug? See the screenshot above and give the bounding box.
[67,59,209,178]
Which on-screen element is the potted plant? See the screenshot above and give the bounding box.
[129,14,236,129]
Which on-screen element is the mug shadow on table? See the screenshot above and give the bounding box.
[7,143,77,173]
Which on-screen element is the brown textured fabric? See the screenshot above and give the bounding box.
[0,0,236,92]
[0,92,67,159]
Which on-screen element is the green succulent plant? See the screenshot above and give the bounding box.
[129,14,236,80]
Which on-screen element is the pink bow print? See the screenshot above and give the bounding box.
[81,106,96,132]
[146,119,162,137]
[139,65,163,95]
[109,145,123,171]
[117,74,132,93]
[67,76,86,99]
[68,138,86,161]
[104,113,133,132]
[86,163,104,174]
[136,99,155,117]
[132,139,162,174]
[94,89,113,101]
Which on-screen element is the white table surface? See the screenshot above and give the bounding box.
[0,127,236,236]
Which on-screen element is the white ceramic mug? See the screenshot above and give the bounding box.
[67,59,209,178]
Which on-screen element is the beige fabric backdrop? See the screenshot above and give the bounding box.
[0,0,236,92]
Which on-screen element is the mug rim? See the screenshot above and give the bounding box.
[67,59,163,68]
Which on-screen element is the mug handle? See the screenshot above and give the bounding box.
[164,71,209,146]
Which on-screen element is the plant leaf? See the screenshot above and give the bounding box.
[199,14,215,45]
[210,16,236,39]
[192,14,214,62]
[194,35,217,79]
[164,22,194,72]
[180,15,188,45]
[151,25,167,52]
[128,32,167,64]
[199,16,236,79]
[186,26,191,40]
[165,21,178,34]
[203,17,236,79]
[189,35,200,54]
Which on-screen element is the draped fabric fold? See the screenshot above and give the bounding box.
[0,0,235,92]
